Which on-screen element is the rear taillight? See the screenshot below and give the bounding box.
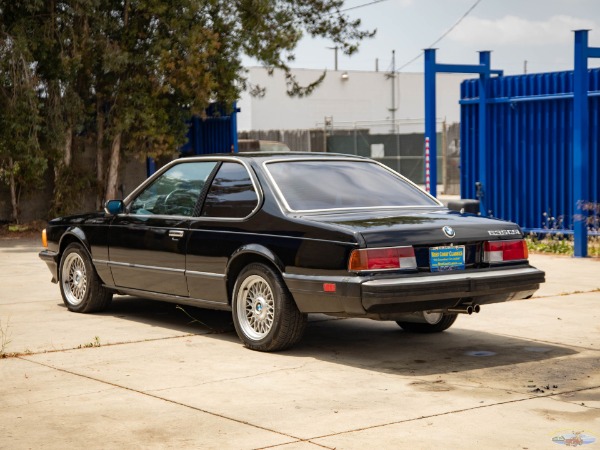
[483,239,528,263]
[348,246,417,272]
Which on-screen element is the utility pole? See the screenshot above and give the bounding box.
[386,50,397,134]
[327,46,339,70]
[524,60,528,74]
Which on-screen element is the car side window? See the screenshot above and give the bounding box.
[201,162,258,218]
[129,161,218,216]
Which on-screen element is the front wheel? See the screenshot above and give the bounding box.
[59,243,112,313]
[232,263,306,352]
[396,312,458,333]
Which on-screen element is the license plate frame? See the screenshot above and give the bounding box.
[429,245,465,272]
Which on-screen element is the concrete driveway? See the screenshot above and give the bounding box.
[1,238,599,449]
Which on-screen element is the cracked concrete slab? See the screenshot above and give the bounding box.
[0,357,294,450]
[1,239,599,449]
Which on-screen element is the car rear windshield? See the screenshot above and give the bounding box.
[265,160,440,211]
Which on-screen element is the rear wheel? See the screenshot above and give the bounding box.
[396,312,458,333]
[232,263,306,352]
[59,243,112,313]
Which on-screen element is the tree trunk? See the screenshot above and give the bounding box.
[63,127,73,168]
[96,102,105,209]
[8,158,19,224]
[105,132,122,201]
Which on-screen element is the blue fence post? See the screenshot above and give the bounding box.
[573,29,600,257]
[231,102,239,153]
[573,30,589,257]
[146,157,156,177]
[478,51,491,216]
[424,48,437,197]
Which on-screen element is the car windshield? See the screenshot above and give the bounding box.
[265,159,440,211]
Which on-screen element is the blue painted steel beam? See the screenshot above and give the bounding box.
[572,30,599,257]
[460,90,600,104]
[424,50,498,200]
[434,63,488,74]
[424,49,437,196]
[478,51,491,215]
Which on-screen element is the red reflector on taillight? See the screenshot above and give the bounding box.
[323,283,336,293]
[484,239,528,263]
[348,246,416,271]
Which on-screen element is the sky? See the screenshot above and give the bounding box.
[253,0,600,75]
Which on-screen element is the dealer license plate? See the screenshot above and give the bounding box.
[429,245,465,272]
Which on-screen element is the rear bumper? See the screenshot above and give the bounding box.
[284,265,545,317]
[39,250,59,283]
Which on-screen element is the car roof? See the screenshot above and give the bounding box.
[180,152,370,163]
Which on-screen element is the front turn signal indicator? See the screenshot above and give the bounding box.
[42,229,47,248]
[348,246,417,272]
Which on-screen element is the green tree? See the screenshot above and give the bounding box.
[1,0,373,214]
[0,25,44,223]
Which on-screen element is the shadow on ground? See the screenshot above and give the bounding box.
[87,296,576,378]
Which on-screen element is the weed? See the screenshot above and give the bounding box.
[0,319,11,357]
[78,336,101,349]
[526,234,600,257]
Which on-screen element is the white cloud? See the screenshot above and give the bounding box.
[448,15,597,46]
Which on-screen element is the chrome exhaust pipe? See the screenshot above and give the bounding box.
[447,305,474,315]
[472,304,481,314]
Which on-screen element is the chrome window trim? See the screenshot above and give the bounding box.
[121,157,263,222]
[261,157,444,214]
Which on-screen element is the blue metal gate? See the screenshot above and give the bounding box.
[180,103,239,156]
[460,69,600,235]
[147,103,239,175]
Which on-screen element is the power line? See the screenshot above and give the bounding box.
[339,0,391,13]
[397,0,483,72]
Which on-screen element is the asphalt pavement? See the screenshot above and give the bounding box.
[1,238,599,449]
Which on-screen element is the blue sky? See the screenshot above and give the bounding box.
[268,0,600,75]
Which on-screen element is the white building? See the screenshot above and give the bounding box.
[237,67,470,133]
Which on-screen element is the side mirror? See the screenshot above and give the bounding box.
[104,199,124,215]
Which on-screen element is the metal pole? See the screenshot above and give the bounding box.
[573,30,589,257]
[477,51,491,215]
[442,120,448,195]
[424,48,437,196]
[392,50,396,132]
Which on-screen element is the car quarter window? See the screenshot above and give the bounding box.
[201,162,258,218]
[129,161,218,216]
[266,160,440,211]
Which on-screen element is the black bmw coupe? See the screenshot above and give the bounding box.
[40,153,545,351]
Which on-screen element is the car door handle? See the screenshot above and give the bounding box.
[169,230,185,239]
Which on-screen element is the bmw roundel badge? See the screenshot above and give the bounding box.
[442,226,455,238]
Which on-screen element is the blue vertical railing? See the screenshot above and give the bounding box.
[460,39,600,252]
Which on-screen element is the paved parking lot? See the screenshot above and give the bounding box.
[1,238,599,449]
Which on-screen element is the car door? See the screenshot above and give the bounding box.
[186,160,261,303]
[108,160,219,296]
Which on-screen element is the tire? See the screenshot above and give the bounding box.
[232,263,307,352]
[59,243,113,313]
[396,313,458,333]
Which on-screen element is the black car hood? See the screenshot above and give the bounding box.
[297,208,523,247]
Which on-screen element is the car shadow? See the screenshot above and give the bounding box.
[78,296,236,337]
[89,297,575,377]
[292,315,576,377]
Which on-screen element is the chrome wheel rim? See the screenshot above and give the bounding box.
[61,253,87,306]
[236,275,275,340]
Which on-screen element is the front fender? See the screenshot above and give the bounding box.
[59,227,92,257]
